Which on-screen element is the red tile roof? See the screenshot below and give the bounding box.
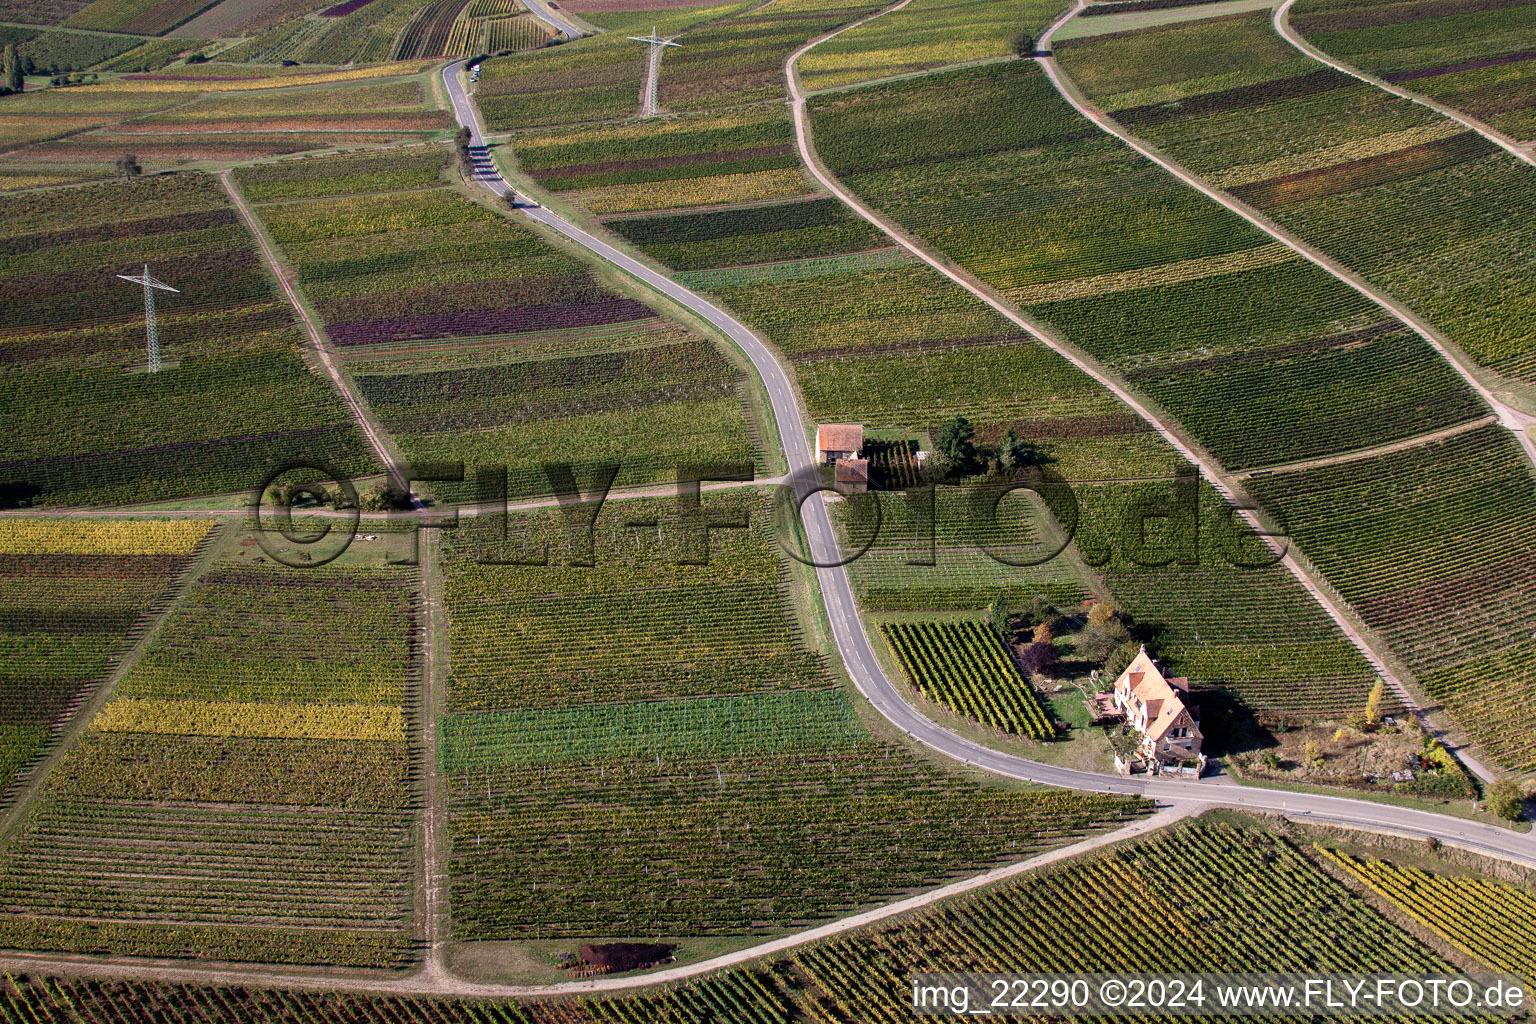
[817,423,863,453]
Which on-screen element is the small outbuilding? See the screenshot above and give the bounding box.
[815,423,863,465]
[834,457,869,493]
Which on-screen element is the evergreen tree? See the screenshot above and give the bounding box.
[3,44,22,93]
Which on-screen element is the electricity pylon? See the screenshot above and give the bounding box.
[628,26,679,117]
[116,264,179,373]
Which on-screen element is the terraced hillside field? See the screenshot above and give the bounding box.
[1291,0,1536,143]
[803,50,1536,752]
[442,491,1145,938]
[235,144,761,502]
[0,554,424,967]
[0,518,211,805]
[1054,10,1536,384]
[0,174,378,506]
[1248,423,1536,768]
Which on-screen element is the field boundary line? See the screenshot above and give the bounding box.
[1234,414,1498,478]
[1037,1,1536,778]
[220,169,413,494]
[1273,0,1536,170]
[0,806,1188,997]
[785,1,1481,779]
[1036,4,1536,453]
[0,522,227,848]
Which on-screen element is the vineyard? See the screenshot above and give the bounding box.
[448,750,1143,938]
[807,59,1490,471]
[1054,12,1536,383]
[472,3,733,130]
[441,491,1145,939]
[444,492,826,711]
[232,144,448,201]
[883,619,1053,738]
[796,0,1063,91]
[837,486,1090,612]
[0,968,805,1022]
[242,147,759,503]
[1,815,1524,1018]
[0,62,443,167]
[440,0,555,56]
[0,174,377,506]
[793,817,1457,1021]
[1248,423,1536,766]
[1292,0,1536,143]
[514,105,814,216]
[0,559,423,966]
[1319,846,1536,982]
[0,518,209,804]
[655,0,884,110]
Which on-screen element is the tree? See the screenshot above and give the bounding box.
[359,482,412,512]
[998,426,1041,470]
[3,44,21,94]
[1017,641,1058,678]
[1016,593,1056,630]
[1303,740,1323,770]
[1079,616,1131,663]
[1364,679,1385,727]
[453,125,473,174]
[115,152,141,182]
[988,592,1011,641]
[1010,31,1035,57]
[1087,599,1122,630]
[1031,621,1053,644]
[1488,779,1525,821]
[1101,640,1139,682]
[934,415,977,475]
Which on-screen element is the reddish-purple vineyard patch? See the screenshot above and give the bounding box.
[328,299,657,346]
[321,0,375,16]
[1387,50,1536,82]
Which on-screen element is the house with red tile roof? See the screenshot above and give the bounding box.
[815,424,863,465]
[1112,646,1203,771]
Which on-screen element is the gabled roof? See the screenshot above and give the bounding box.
[817,423,863,452]
[834,457,868,485]
[1115,646,1196,743]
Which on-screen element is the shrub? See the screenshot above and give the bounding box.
[1488,779,1525,821]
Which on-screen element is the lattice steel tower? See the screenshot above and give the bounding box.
[116,264,179,373]
[629,26,679,117]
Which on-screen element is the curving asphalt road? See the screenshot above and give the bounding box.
[519,0,581,39]
[440,61,1536,869]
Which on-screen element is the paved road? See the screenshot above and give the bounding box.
[440,61,1535,867]
[520,0,581,39]
[781,4,1475,767]
[0,47,1528,1010]
[1274,0,1536,170]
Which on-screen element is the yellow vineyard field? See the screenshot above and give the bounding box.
[93,698,407,741]
[0,519,212,556]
